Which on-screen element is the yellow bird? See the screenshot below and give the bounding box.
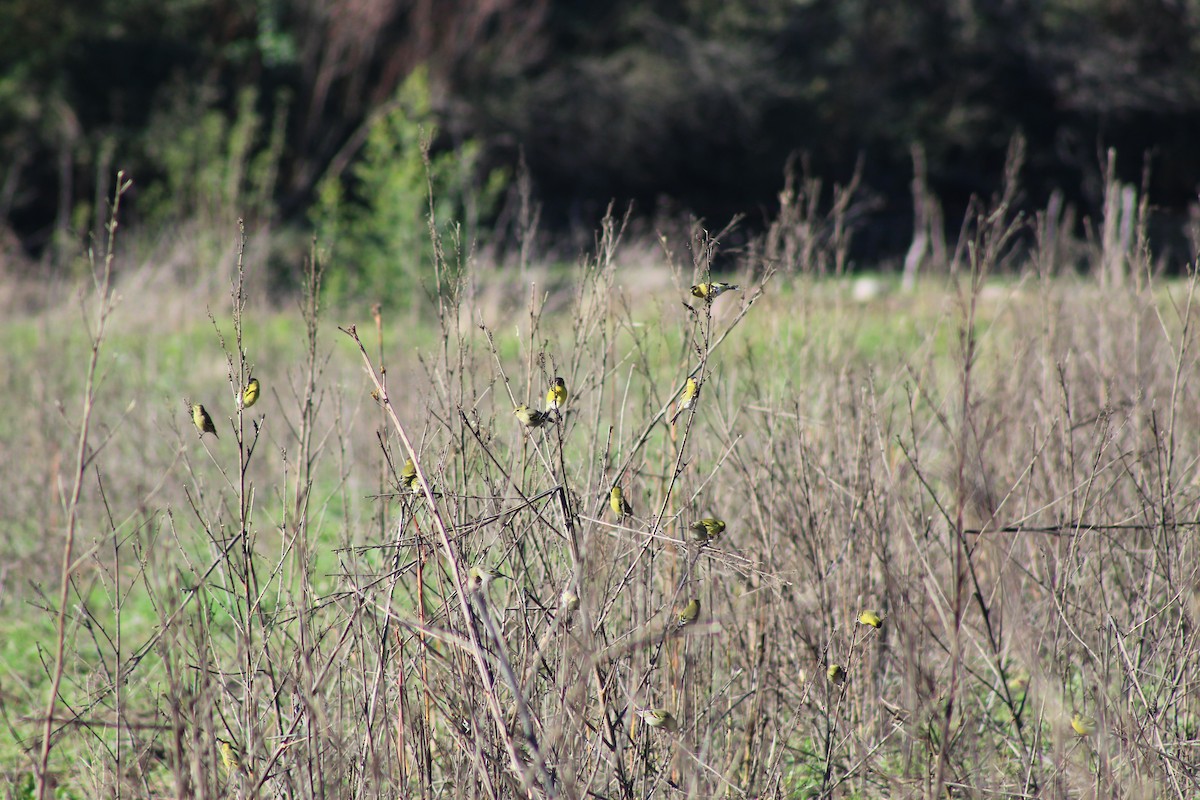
[688,518,725,544]
[546,376,567,412]
[218,738,242,774]
[190,402,218,438]
[1071,714,1096,736]
[468,565,502,592]
[637,707,679,732]
[671,377,700,423]
[677,598,700,628]
[1007,671,1030,693]
[857,610,885,629]
[690,282,739,301]
[399,456,440,498]
[240,376,260,409]
[560,585,580,613]
[610,485,633,518]
[826,664,846,685]
[400,457,419,494]
[513,404,549,428]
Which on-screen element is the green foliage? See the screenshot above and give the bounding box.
[312,66,508,310]
[779,735,829,796]
[140,85,287,228]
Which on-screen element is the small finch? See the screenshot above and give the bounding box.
[400,457,419,494]
[688,518,725,544]
[468,565,502,592]
[513,404,549,428]
[857,610,885,629]
[560,585,580,613]
[1071,714,1096,736]
[690,282,739,301]
[546,376,567,412]
[240,376,260,409]
[671,377,700,423]
[610,485,633,518]
[637,707,679,732]
[190,402,218,438]
[218,738,242,774]
[677,598,700,628]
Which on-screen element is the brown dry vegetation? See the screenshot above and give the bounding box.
[2,172,1200,800]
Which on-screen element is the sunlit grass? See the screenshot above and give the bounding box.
[3,212,1199,798]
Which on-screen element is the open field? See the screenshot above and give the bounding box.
[2,206,1200,799]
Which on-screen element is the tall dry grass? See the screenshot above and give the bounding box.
[5,157,1200,800]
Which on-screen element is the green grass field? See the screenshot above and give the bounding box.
[2,206,1199,799]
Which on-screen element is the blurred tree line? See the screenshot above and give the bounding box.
[2,0,1198,275]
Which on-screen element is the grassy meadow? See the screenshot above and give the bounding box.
[2,194,1200,800]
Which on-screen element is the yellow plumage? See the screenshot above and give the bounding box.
[546,376,567,411]
[672,377,700,423]
[219,739,241,774]
[560,585,580,613]
[827,664,846,685]
[1071,714,1096,736]
[610,485,632,518]
[190,402,218,438]
[677,598,700,628]
[468,565,501,592]
[638,707,679,732]
[688,518,725,543]
[241,377,260,409]
[690,282,739,301]
[857,610,885,629]
[400,457,419,494]
[513,404,548,428]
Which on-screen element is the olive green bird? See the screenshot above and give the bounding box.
[671,377,700,423]
[677,598,700,629]
[218,738,242,774]
[1071,714,1096,736]
[560,585,580,613]
[826,664,846,685]
[546,376,567,412]
[689,518,725,544]
[513,404,549,428]
[610,485,633,518]
[190,402,218,438]
[240,376,260,409]
[637,707,679,732]
[690,282,739,301]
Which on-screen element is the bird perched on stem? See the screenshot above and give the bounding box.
[677,598,700,629]
[400,457,419,494]
[399,456,440,498]
[240,376,260,409]
[689,518,725,544]
[827,664,846,685]
[610,485,633,518]
[1071,714,1096,737]
[513,404,549,428]
[671,377,700,423]
[190,402,218,438]
[690,282,739,302]
[546,376,567,413]
[218,738,243,775]
[559,584,580,614]
[857,610,885,629]
[468,565,502,593]
[638,707,679,732]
